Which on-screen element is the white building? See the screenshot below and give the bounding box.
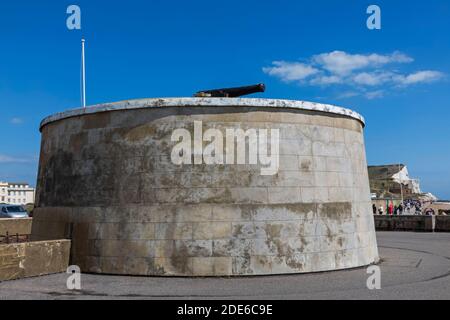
[0,182,7,203]
[0,181,35,205]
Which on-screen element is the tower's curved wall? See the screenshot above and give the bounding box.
[32,98,379,276]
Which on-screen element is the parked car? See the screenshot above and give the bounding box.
[0,205,29,219]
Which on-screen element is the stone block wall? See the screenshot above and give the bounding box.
[32,100,379,276]
[434,216,450,232]
[0,218,32,236]
[374,215,450,233]
[0,240,70,282]
[374,215,435,232]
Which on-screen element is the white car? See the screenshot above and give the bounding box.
[0,205,29,219]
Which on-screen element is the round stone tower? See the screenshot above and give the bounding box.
[32,98,379,276]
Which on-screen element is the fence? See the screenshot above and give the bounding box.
[0,231,30,244]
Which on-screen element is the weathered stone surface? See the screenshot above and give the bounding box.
[192,257,232,276]
[32,98,378,276]
[0,218,32,236]
[0,240,70,282]
[373,215,450,233]
[435,216,450,232]
[374,215,435,232]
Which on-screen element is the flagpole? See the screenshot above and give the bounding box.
[81,38,86,108]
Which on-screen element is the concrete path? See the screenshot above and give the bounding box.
[1,232,449,300]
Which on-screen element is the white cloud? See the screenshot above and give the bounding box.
[0,154,35,164]
[312,51,413,75]
[262,61,319,82]
[394,70,444,85]
[365,90,384,99]
[353,72,393,86]
[336,90,385,100]
[310,75,343,85]
[353,70,444,87]
[10,117,24,125]
[336,91,359,99]
[263,50,444,99]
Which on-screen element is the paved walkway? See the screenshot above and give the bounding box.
[1,232,450,300]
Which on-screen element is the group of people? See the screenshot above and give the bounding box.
[372,200,424,216]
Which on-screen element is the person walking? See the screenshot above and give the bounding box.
[388,202,394,215]
[372,204,377,215]
[416,204,422,215]
[398,203,404,215]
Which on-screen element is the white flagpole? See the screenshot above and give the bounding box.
[81,38,86,108]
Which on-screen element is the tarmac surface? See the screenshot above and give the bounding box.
[1,232,450,300]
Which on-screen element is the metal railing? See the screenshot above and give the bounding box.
[0,232,30,244]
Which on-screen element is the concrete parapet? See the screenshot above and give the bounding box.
[0,218,33,236]
[374,215,435,232]
[0,240,71,282]
[435,216,450,232]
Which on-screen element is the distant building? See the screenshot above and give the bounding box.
[0,181,35,205]
[0,182,7,203]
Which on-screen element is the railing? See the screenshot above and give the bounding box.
[0,232,30,244]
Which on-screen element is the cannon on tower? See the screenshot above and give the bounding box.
[194,83,266,98]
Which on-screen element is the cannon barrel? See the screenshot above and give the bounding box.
[194,83,266,98]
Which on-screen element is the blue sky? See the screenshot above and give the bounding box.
[1,1,449,198]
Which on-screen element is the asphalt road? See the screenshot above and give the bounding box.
[1,232,450,300]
